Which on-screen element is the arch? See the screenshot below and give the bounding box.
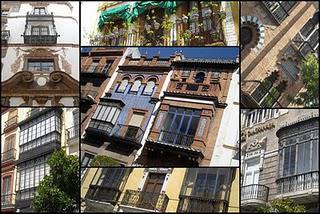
[195,72,205,83]
[130,78,142,94]
[117,77,129,93]
[143,79,156,96]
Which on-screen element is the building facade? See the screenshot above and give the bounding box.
[81,52,173,166]
[1,108,79,212]
[137,57,239,167]
[240,1,319,108]
[81,167,239,213]
[1,1,79,106]
[240,109,319,212]
[82,1,239,46]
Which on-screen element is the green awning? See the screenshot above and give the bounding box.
[98,4,132,30]
[98,1,182,30]
[132,1,181,18]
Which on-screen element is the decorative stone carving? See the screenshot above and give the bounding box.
[197,118,207,138]
[60,55,72,74]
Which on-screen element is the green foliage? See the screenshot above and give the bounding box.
[291,53,319,107]
[32,150,79,213]
[259,198,306,213]
[90,155,120,167]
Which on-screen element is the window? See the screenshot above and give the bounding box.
[181,69,191,77]
[2,176,12,194]
[33,7,46,15]
[87,60,99,72]
[102,60,114,74]
[17,156,49,200]
[178,168,233,212]
[195,72,205,83]
[31,26,49,35]
[117,78,129,93]
[19,110,61,153]
[143,80,156,96]
[28,60,54,72]
[130,79,142,94]
[86,168,130,202]
[81,153,95,177]
[128,112,145,127]
[159,107,201,146]
[89,103,122,132]
[1,10,9,16]
[262,2,297,24]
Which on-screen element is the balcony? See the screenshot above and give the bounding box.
[16,187,37,209]
[241,184,269,208]
[177,195,228,213]
[85,185,121,204]
[85,123,143,150]
[1,193,15,209]
[276,171,319,203]
[23,12,59,45]
[66,125,79,145]
[4,115,18,132]
[158,130,194,148]
[121,189,169,212]
[1,148,16,163]
[1,30,10,45]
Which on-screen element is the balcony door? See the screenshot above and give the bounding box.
[126,112,144,139]
[244,157,260,198]
[2,176,12,206]
[140,173,165,210]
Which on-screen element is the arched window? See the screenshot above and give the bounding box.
[117,78,129,93]
[143,79,156,95]
[130,79,142,94]
[195,72,205,83]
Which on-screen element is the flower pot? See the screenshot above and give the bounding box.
[145,24,151,31]
[154,21,160,30]
[182,15,188,23]
[205,9,212,17]
[191,13,199,21]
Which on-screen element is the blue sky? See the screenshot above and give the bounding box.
[139,47,239,59]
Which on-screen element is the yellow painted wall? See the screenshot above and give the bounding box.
[231,1,239,44]
[118,168,145,202]
[228,169,240,212]
[164,168,186,212]
[81,168,98,198]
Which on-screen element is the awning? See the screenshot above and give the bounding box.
[98,1,182,30]
[131,1,181,18]
[98,4,132,30]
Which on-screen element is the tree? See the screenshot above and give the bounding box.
[90,155,120,167]
[259,198,306,213]
[291,53,319,107]
[32,150,79,212]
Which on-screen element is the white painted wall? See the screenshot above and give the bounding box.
[210,68,240,166]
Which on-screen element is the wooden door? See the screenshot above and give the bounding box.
[139,173,165,210]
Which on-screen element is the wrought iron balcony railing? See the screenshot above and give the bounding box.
[85,185,121,204]
[66,125,79,141]
[4,115,18,129]
[277,171,319,194]
[158,130,195,148]
[121,189,169,212]
[113,124,144,145]
[1,30,10,45]
[1,193,15,208]
[241,184,269,202]
[1,148,16,163]
[23,34,58,45]
[177,195,228,213]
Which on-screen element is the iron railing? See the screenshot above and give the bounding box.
[177,195,228,213]
[85,185,121,204]
[277,171,319,194]
[113,124,144,144]
[241,184,269,202]
[121,189,169,212]
[1,148,16,162]
[1,193,15,208]
[4,115,18,129]
[158,130,195,148]
[175,82,211,93]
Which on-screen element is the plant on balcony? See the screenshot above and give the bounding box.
[90,155,120,167]
[258,198,306,213]
[290,53,319,107]
[32,150,79,212]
